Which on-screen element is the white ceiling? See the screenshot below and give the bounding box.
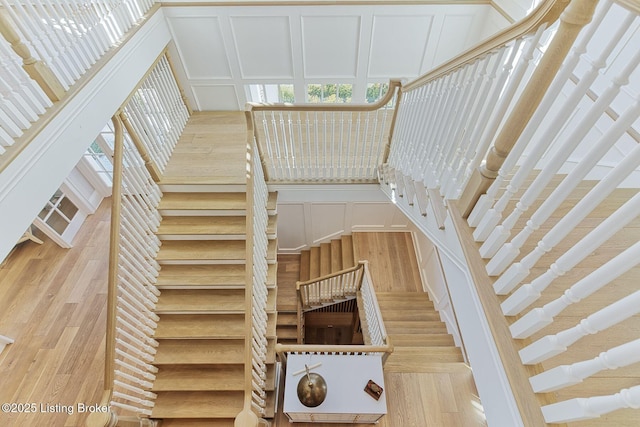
[163,4,509,110]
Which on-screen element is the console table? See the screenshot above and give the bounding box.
[283,353,387,423]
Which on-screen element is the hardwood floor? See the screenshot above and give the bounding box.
[0,200,110,427]
[274,232,486,427]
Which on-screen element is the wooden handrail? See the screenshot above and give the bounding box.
[86,114,124,427]
[246,80,402,112]
[275,341,393,360]
[296,261,365,290]
[119,111,163,182]
[402,0,569,92]
[235,110,261,427]
[457,0,598,216]
[0,9,65,101]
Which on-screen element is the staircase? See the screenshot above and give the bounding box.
[275,235,356,344]
[376,292,464,372]
[142,112,279,425]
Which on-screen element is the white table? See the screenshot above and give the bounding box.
[283,353,387,423]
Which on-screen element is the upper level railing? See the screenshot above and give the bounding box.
[246,80,401,183]
[0,0,158,167]
[87,50,189,427]
[381,0,640,424]
[234,113,272,426]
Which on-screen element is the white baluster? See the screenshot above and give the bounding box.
[530,339,640,393]
[511,240,640,339]
[541,385,640,423]
[490,95,640,286]
[519,290,640,364]
[501,191,640,314]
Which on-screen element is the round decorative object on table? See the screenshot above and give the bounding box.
[297,364,328,407]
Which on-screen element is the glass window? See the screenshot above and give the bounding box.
[247,84,295,103]
[307,84,353,103]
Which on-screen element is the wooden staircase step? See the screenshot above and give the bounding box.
[384,361,471,374]
[153,364,244,391]
[156,264,276,289]
[330,239,342,272]
[299,250,311,282]
[152,391,244,418]
[386,346,464,363]
[376,298,434,310]
[341,235,355,268]
[157,240,246,264]
[158,192,246,213]
[384,320,449,334]
[154,339,244,365]
[157,240,277,264]
[155,314,276,339]
[152,364,276,392]
[388,333,455,347]
[155,314,246,339]
[277,312,298,326]
[154,339,276,365]
[380,310,441,321]
[276,326,298,340]
[320,243,331,276]
[375,291,431,302]
[156,214,277,240]
[155,289,276,314]
[309,246,320,279]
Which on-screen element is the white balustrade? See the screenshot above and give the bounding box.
[541,385,640,423]
[359,263,387,346]
[510,240,640,339]
[472,1,627,246]
[530,339,640,393]
[519,290,640,364]
[501,191,640,315]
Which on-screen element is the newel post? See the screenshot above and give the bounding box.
[0,10,65,102]
[458,0,598,217]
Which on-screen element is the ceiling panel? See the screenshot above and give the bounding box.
[368,15,433,78]
[191,85,240,110]
[230,16,294,78]
[169,17,231,79]
[302,16,361,78]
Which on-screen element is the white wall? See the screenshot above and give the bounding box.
[163,3,508,110]
[493,0,538,21]
[273,184,411,252]
[0,10,172,263]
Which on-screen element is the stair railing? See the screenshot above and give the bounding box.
[0,1,160,169]
[275,341,394,369]
[88,52,190,427]
[297,262,365,311]
[246,80,401,183]
[381,0,640,424]
[358,261,387,347]
[235,111,272,426]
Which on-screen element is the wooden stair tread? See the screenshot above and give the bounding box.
[153,364,276,392]
[376,298,434,310]
[375,291,431,301]
[156,264,276,288]
[320,243,331,276]
[330,239,342,272]
[299,250,311,282]
[154,314,276,339]
[386,347,464,364]
[159,193,246,211]
[276,327,298,340]
[341,235,355,268]
[277,312,298,326]
[388,334,455,347]
[157,215,277,236]
[152,391,244,418]
[157,240,245,262]
[155,314,246,339]
[154,339,244,365]
[384,320,449,333]
[155,289,276,313]
[309,246,320,279]
[384,361,471,374]
[379,310,441,321]
[154,339,275,365]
